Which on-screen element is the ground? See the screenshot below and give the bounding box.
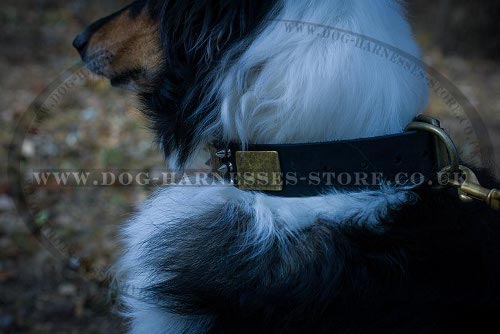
[0,1,499,333]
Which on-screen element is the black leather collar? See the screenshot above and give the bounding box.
[214,130,439,197]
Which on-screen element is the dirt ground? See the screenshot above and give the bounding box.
[0,1,499,333]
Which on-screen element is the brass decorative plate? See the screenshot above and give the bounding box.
[235,151,282,191]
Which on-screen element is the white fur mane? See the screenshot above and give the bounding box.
[213,0,428,146]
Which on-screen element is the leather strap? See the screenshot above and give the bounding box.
[218,131,438,197]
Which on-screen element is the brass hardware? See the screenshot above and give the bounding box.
[441,165,500,211]
[405,117,460,174]
[414,114,441,127]
[235,151,282,191]
[489,190,500,211]
[406,116,499,211]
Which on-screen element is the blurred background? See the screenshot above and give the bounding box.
[0,0,499,333]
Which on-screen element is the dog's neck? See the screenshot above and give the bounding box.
[214,0,428,147]
[171,0,428,173]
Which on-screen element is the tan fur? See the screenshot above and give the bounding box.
[86,6,164,91]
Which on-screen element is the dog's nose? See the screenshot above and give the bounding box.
[73,31,90,57]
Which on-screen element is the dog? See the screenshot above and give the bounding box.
[74,1,500,333]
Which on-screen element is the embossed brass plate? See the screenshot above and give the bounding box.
[235,151,282,191]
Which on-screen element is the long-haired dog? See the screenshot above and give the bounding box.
[74,1,500,333]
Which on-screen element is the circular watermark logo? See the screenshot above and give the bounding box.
[6,22,498,288]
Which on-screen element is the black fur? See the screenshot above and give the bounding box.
[139,0,277,166]
[137,171,500,333]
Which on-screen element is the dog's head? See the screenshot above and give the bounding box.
[74,1,428,167]
[74,0,274,164]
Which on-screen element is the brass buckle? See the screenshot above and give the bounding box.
[235,151,282,191]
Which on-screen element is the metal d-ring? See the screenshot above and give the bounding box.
[404,118,460,174]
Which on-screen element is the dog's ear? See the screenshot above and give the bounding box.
[140,0,277,165]
[73,0,164,92]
